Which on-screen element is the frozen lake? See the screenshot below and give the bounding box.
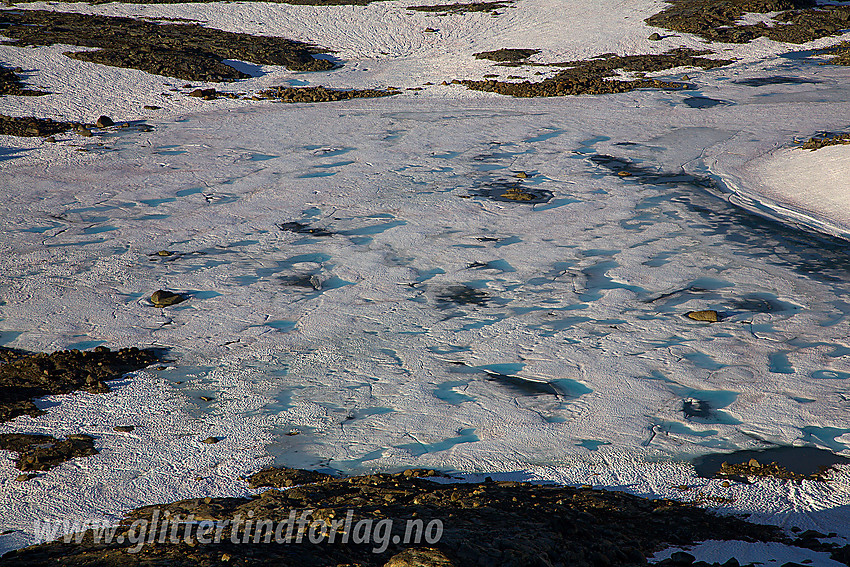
[1,0,850,559]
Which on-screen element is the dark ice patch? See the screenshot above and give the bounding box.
[437,285,490,307]
[681,96,727,108]
[734,76,821,86]
[277,221,334,237]
[682,398,711,419]
[589,154,713,187]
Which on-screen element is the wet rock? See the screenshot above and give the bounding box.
[471,181,553,203]
[77,127,92,137]
[0,433,98,471]
[95,115,114,128]
[683,398,711,418]
[247,466,334,488]
[719,460,802,482]
[0,346,159,423]
[384,548,455,567]
[670,551,696,564]
[150,289,186,307]
[686,310,719,322]
[501,186,538,200]
[282,274,325,290]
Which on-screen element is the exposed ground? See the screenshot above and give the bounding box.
[0,10,334,82]
[0,433,98,473]
[0,65,44,96]
[257,85,400,103]
[645,0,850,44]
[799,131,850,150]
[820,41,850,66]
[0,466,828,567]
[474,48,540,62]
[717,458,824,482]
[462,48,731,97]
[0,116,77,137]
[1,0,393,5]
[0,346,160,423]
[406,1,512,14]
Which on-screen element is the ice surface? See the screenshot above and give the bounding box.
[720,143,850,238]
[1,0,850,556]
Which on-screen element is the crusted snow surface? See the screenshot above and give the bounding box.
[1,0,850,558]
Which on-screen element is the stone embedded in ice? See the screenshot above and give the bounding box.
[686,310,719,322]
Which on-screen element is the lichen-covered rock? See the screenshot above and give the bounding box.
[257,85,398,103]
[0,10,335,83]
[461,48,731,98]
[686,310,720,322]
[384,548,455,567]
[247,466,334,488]
[151,289,186,307]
